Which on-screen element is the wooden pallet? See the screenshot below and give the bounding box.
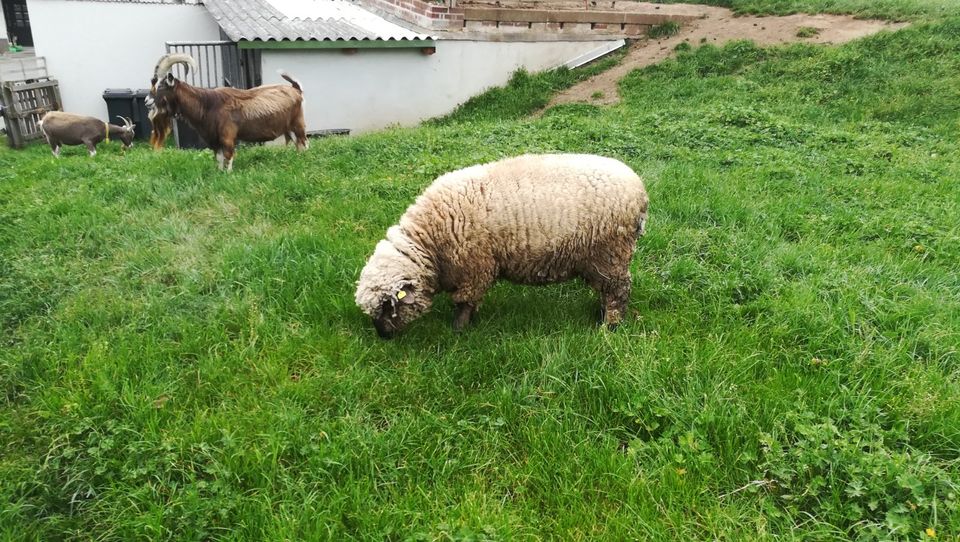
[1,78,62,148]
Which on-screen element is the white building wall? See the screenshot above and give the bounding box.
[261,40,615,134]
[26,0,220,118]
[0,3,8,41]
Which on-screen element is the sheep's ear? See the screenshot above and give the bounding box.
[395,284,416,305]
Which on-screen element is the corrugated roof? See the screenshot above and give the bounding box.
[203,0,434,43]
[65,0,203,4]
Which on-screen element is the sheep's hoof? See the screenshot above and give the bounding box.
[601,307,622,331]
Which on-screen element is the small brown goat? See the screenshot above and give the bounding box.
[39,112,135,157]
[147,53,308,172]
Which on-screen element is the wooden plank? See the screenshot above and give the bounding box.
[4,78,57,92]
[2,85,24,148]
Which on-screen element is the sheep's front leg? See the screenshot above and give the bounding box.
[599,274,632,331]
[450,262,496,332]
[453,303,477,331]
[583,268,632,331]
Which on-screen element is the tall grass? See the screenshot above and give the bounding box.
[2,15,960,541]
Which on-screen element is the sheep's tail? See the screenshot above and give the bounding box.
[278,70,303,92]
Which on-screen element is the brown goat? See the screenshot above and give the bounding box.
[39,112,135,157]
[147,54,308,172]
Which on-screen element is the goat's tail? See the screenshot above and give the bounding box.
[37,109,49,141]
[278,70,304,93]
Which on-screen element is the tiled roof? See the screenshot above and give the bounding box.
[203,0,434,42]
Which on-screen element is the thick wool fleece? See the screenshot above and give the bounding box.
[355,153,649,335]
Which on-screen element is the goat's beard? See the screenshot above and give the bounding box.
[148,109,173,150]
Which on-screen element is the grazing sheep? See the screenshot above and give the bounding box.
[38,112,136,157]
[355,153,649,339]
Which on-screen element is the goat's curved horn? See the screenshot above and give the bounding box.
[153,53,198,82]
[116,115,134,130]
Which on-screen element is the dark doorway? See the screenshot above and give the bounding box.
[3,0,33,47]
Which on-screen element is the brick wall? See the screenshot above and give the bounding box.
[360,0,465,30]
[360,0,693,35]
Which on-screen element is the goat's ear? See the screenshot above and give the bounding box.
[165,73,176,86]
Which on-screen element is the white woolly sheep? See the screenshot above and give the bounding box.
[355,153,649,339]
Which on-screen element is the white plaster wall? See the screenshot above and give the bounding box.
[26,0,220,118]
[0,3,8,41]
[261,40,614,134]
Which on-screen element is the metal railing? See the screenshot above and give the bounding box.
[164,41,261,89]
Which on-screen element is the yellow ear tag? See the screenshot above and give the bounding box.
[396,290,407,300]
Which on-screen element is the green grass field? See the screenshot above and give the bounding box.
[3,8,960,541]
[652,0,956,19]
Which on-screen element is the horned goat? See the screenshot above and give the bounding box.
[147,53,308,172]
[38,112,135,157]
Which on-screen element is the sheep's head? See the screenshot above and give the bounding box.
[147,53,196,148]
[355,239,434,339]
[115,116,136,149]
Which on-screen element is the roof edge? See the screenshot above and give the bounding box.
[238,38,437,49]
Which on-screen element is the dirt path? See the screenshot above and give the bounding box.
[543,6,908,110]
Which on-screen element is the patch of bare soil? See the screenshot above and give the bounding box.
[543,6,908,110]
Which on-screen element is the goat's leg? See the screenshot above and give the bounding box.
[84,140,97,157]
[293,120,308,151]
[284,132,293,146]
[222,145,236,173]
[220,128,238,172]
[214,149,225,171]
[49,142,60,158]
